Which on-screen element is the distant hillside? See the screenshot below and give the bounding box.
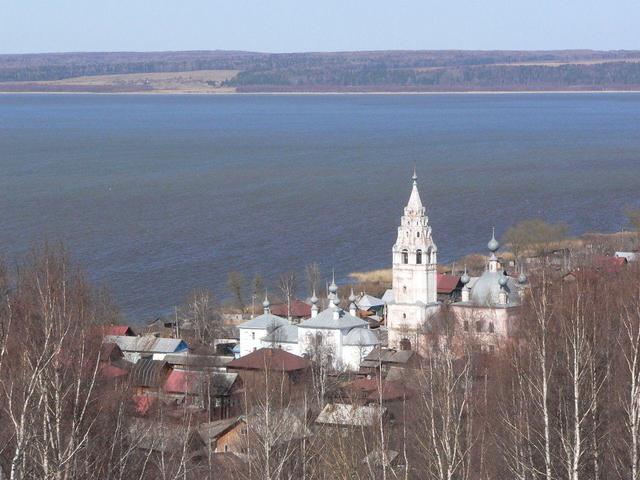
[2,49,640,92]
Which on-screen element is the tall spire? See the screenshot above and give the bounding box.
[262,290,270,314]
[406,166,423,211]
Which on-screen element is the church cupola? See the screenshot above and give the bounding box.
[348,288,357,317]
[310,289,319,318]
[461,266,471,302]
[328,270,338,305]
[488,227,500,273]
[262,292,271,315]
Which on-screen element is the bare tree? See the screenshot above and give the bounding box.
[227,271,246,311]
[251,273,265,316]
[179,288,222,345]
[503,219,569,260]
[412,346,477,480]
[305,263,321,298]
[616,281,640,480]
[278,272,297,321]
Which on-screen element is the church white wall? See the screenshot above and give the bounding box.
[341,344,376,371]
[298,327,342,362]
[450,305,513,339]
[239,328,267,357]
[260,339,301,356]
[387,303,440,352]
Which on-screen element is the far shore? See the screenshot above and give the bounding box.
[3,89,640,96]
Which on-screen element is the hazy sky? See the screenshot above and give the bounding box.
[2,0,639,54]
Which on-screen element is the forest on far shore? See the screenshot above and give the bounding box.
[2,49,640,92]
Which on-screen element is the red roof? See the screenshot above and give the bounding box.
[366,381,415,402]
[269,300,312,318]
[164,370,201,394]
[594,255,627,271]
[100,363,129,379]
[347,378,379,394]
[227,348,310,372]
[103,325,135,336]
[437,274,461,294]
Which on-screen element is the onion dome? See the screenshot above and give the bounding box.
[460,266,470,285]
[498,274,508,287]
[329,270,338,294]
[348,288,356,303]
[262,294,270,309]
[518,272,528,284]
[488,227,500,253]
[310,290,318,305]
[332,296,341,307]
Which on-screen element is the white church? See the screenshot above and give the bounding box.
[385,170,527,353]
[238,169,527,367]
[238,282,380,371]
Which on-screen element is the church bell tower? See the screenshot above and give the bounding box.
[386,168,439,349]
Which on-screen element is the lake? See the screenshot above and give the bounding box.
[1,93,639,319]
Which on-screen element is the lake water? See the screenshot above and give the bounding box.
[1,93,640,320]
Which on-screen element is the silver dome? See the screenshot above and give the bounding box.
[343,327,379,346]
[470,271,520,307]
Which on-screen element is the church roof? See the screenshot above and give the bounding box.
[261,324,299,343]
[238,313,289,330]
[406,182,423,211]
[381,289,394,303]
[343,327,380,346]
[356,293,385,309]
[298,307,368,330]
[469,271,521,307]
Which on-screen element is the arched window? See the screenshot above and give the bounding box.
[476,321,482,333]
[416,249,422,264]
[489,322,495,333]
[315,332,323,345]
[402,313,406,319]
[417,232,420,238]
[251,332,255,340]
[402,249,409,264]
[400,338,411,351]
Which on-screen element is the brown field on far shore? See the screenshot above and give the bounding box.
[0,69,239,93]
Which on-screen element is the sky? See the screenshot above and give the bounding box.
[1,0,639,54]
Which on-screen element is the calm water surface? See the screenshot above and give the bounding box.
[1,93,639,319]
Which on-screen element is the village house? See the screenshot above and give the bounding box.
[100,342,131,380]
[163,369,243,419]
[197,417,246,454]
[315,403,387,431]
[128,418,206,460]
[359,347,418,377]
[130,357,171,397]
[226,347,311,393]
[163,353,235,372]
[104,334,188,363]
